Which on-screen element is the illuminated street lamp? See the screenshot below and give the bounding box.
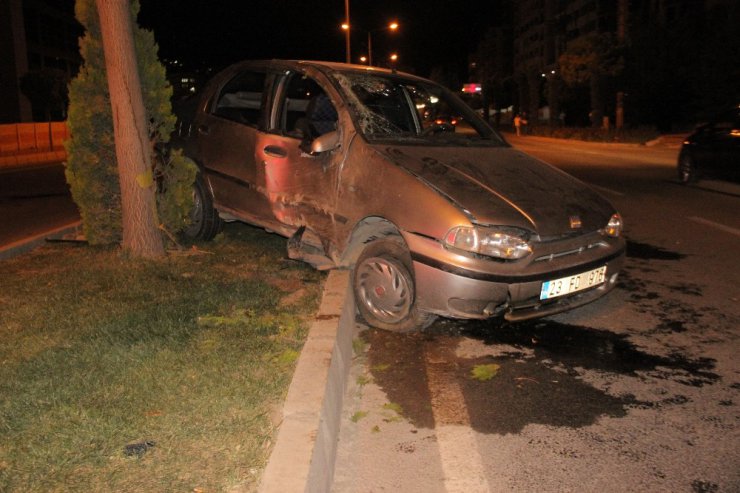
[342,21,399,66]
[367,22,398,67]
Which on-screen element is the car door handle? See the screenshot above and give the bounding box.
[263,145,287,158]
[197,124,210,135]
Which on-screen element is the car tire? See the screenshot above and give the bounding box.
[183,176,223,240]
[677,151,698,184]
[352,238,435,332]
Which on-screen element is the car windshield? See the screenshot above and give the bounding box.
[333,71,505,146]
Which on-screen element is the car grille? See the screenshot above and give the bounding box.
[532,240,609,263]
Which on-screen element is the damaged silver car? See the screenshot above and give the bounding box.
[183,60,625,332]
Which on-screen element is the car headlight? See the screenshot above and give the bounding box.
[444,226,532,260]
[601,213,623,237]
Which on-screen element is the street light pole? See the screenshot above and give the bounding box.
[343,20,397,66]
[344,0,351,63]
[367,22,398,67]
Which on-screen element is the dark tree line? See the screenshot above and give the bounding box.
[625,1,740,130]
[473,0,739,131]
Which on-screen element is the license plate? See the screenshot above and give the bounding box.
[540,266,607,300]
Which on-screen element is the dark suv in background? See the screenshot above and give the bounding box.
[678,105,740,184]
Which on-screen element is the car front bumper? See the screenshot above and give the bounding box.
[404,231,626,321]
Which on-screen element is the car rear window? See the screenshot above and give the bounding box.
[213,70,266,127]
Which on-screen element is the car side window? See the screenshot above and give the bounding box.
[213,70,266,127]
[278,74,338,140]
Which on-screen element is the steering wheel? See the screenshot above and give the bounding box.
[421,122,456,136]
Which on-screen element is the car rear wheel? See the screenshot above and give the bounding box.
[183,177,223,240]
[678,151,698,184]
[352,238,435,332]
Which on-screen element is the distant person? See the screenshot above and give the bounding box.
[514,114,528,136]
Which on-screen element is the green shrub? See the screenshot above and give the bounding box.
[65,0,195,245]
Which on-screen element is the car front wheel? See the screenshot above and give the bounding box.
[352,238,435,332]
[678,151,698,184]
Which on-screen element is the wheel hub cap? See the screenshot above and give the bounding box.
[356,256,412,324]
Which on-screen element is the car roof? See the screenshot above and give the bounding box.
[222,59,426,83]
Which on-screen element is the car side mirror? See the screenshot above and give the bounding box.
[310,130,340,155]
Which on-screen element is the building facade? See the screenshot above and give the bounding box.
[507,0,737,129]
[511,0,622,127]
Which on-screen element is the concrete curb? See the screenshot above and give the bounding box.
[0,220,83,261]
[259,269,357,493]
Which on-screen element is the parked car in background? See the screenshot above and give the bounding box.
[183,60,625,332]
[678,104,740,184]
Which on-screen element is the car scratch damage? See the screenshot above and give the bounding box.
[256,184,341,268]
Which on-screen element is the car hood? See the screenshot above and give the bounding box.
[377,145,615,238]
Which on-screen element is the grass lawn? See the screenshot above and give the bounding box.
[0,224,325,492]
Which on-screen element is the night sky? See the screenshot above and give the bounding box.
[137,0,503,79]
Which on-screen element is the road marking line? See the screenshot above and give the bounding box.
[688,216,740,237]
[589,184,625,197]
[433,425,491,493]
[425,343,491,493]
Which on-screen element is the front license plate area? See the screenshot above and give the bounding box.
[540,266,607,300]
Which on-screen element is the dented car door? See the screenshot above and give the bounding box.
[254,71,345,261]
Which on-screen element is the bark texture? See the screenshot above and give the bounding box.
[96,0,164,257]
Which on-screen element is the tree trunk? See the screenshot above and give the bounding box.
[547,76,561,127]
[96,0,164,258]
[590,74,604,128]
[527,71,540,125]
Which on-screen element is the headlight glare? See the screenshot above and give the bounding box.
[602,213,623,237]
[445,226,532,260]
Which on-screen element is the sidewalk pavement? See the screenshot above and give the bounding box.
[501,130,689,149]
[0,149,66,170]
[0,220,82,261]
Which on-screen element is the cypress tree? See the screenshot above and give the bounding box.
[65,0,196,245]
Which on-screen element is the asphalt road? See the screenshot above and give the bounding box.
[0,163,79,245]
[333,136,740,492]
